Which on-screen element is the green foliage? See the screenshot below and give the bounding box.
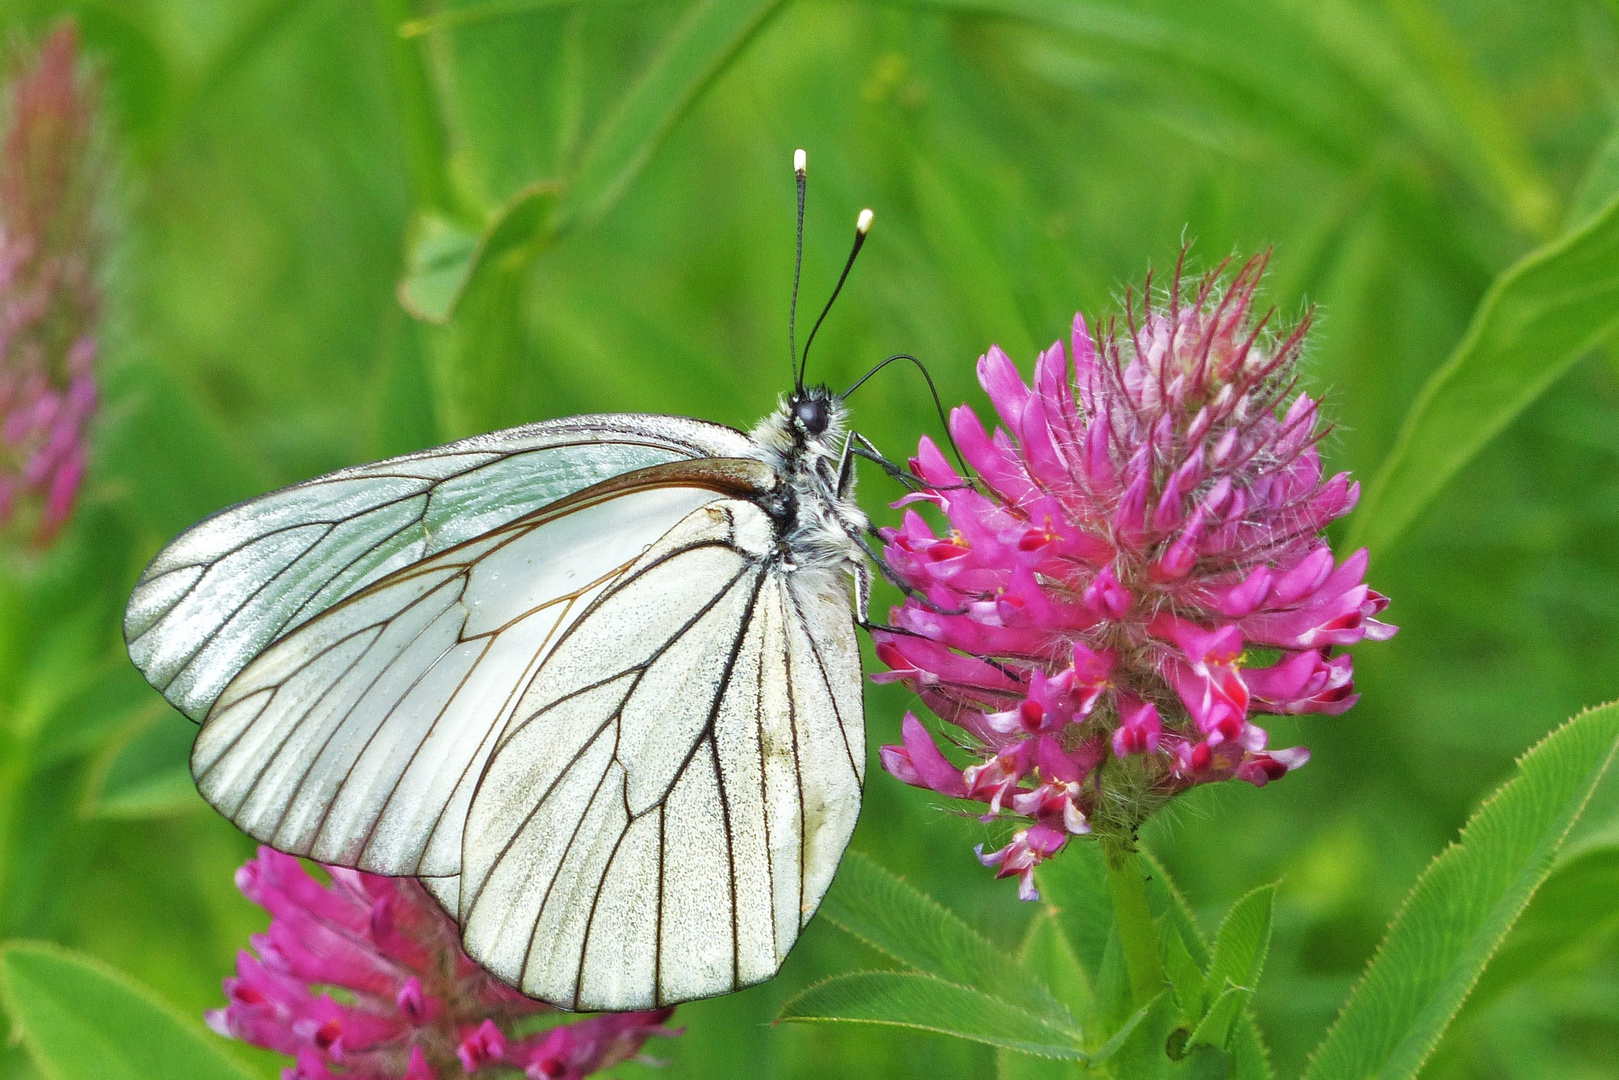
[1204,884,1276,1016]
[779,972,1089,1059]
[552,0,788,236]
[1351,193,1619,554]
[1303,700,1619,1080]
[782,852,1090,1057]
[0,941,256,1080]
[817,851,1075,1025]
[794,846,1280,1079]
[996,913,1093,1080]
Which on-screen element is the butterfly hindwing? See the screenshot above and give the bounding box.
[456,496,865,1010]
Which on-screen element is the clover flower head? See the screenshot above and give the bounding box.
[209,848,678,1080]
[875,254,1394,898]
[0,22,102,546]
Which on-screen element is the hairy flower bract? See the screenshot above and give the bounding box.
[211,848,678,1080]
[875,255,1394,899]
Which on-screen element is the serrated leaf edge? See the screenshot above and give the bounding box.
[1302,699,1619,1080]
[775,969,1090,1060]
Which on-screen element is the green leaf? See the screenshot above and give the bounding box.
[0,941,257,1080]
[1160,920,1206,1024]
[1303,700,1619,1080]
[1018,908,1093,1019]
[1099,989,1180,1080]
[1091,923,1141,1038]
[1035,846,1272,1080]
[1349,191,1619,554]
[821,851,1075,1027]
[374,0,464,218]
[778,971,1088,1059]
[1139,854,1272,1080]
[1035,842,1118,979]
[84,715,201,820]
[1203,884,1275,1012]
[398,182,559,324]
[1567,120,1619,232]
[1187,983,1252,1052]
[396,215,480,324]
[554,0,787,236]
[1456,842,1619,1022]
[998,912,1093,1080]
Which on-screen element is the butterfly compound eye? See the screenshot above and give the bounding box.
[794,396,831,436]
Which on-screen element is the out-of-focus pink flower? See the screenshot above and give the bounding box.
[0,22,102,546]
[875,254,1394,897]
[210,848,678,1080]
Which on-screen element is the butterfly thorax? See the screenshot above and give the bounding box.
[747,388,869,579]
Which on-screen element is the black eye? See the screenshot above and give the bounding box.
[794,397,830,436]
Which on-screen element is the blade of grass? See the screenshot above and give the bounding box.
[1349,190,1619,555]
[553,0,787,236]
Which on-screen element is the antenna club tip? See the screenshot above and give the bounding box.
[856,208,874,234]
[793,148,807,175]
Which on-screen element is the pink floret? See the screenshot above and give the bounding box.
[210,848,678,1080]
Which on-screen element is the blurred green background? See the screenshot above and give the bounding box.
[2,0,1618,1077]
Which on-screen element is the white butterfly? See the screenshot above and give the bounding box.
[124,160,886,1012]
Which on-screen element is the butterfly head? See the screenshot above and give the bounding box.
[790,385,839,440]
[749,386,848,476]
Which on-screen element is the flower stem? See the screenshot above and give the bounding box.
[1101,838,1164,1008]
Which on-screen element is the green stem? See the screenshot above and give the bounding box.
[1102,838,1165,1008]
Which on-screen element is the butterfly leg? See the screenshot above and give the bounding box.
[853,532,969,619]
[852,555,872,624]
[845,432,923,495]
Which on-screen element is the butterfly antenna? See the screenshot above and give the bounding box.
[843,352,973,480]
[800,207,872,384]
[788,148,808,389]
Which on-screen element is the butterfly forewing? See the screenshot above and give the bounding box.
[125,415,752,722]
[456,497,864,1010]
[189,461,772,878]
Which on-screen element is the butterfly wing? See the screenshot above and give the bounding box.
[454,494,865,1010]
[188,459,773,885]
[125,414,753,722]
[129,416,866,1011]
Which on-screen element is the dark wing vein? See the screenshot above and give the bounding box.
[460,556,757,919]
[256,580,467,841]
[781,585,808,926]
[787,588,864,782]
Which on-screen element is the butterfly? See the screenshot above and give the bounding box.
[123,152,894,1012]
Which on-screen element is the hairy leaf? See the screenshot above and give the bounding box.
[1304,700,1619,1080]
[821,851,1075,1027]
[778,971,1087,1059]
[998,912,1091,1079]
[1203,884,1275,1012]
[1188,983,1252,1051]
